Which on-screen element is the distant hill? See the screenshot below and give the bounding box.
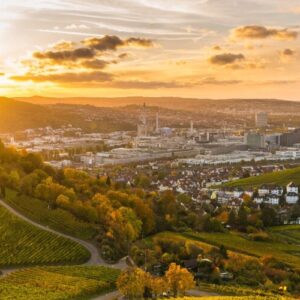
[14,96,300,113]
[0,97,65,133]
[0,97,135,133]
[222,166,300,189]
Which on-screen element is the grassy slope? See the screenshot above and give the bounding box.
[0,205,90,267]
[152,231,300,269]
[5,189,98,240]
[183,231,300,269]
[0,266,120,300]
[222,167,300,188]
[149,232,250,260]
[269,225,300,245]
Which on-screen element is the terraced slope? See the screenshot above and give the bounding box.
[0,204,90,267]
[0,266,120,300]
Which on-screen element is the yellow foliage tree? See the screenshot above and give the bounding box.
[117,267,148,299]
[149,276,168,298]
[165,263,195,296]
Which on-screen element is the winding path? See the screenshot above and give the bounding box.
[0,199,127,275]
[0,200,218,299]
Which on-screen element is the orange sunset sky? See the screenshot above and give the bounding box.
[0,0,300,100]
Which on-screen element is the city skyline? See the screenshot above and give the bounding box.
[0,0,300,99]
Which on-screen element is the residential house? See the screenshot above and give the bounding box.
[254,196,264,204]
[286,192,299,205]
[258,185,269,196]
[287,182,298,194]
[264,194,280,205]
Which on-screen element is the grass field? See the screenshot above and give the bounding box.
[221,166,300,188]
[183,231,300,269]
[0,205,90,267]
[5,189,98,240]
[269,225,300,245]
[0,266,120,300]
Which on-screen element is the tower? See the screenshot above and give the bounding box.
[137,103,148,137]
[155,111,159,134]
[190,120,194,134]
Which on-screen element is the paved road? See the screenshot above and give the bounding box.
[0,199,126,275]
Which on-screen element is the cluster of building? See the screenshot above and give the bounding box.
[213,182,299,207]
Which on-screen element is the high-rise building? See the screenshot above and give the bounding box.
[155,111,159,134]
[280,128,300,147]
[137,103,148,137]
[255,112,268,128]
[245,132,266,148]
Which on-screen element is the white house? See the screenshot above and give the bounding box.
[258,186,269,196]
[287,182,298,194]
[286,192,299,205]
[233,189,244,198]
[254,196,264,204]
[270,187,284,196]
[264,194,280,205]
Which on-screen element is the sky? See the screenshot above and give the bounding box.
[0,0,300,99]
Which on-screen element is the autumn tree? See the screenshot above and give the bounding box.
[149,276,168,299]
[117,267,148,299]
[164,263,195,296]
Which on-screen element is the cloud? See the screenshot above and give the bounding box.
[65,24,89,30]
[232,25,298,40]
[11,71,113,83]
[212,45,222,51]
[52,41,76,50]
[126,37,154,48]
[280,48,295,63]
[209,53,245,65]
[33,47,96,62]
[110,80,187,89]
[83,35,154,51]
[281,48,295,56]
[81,59,109,69]
[198,77,242,85]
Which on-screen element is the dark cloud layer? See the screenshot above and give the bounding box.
[83,35,154,51]
[11,71,113,83]
[81,59,109,69]
[232,25,298,40]
[33,47,96,61]
[209,53,245,65]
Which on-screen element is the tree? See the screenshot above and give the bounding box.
[108,207,142,257]
[106,176,111,186]
[261,206,277,227]
[219,244,228,259]
[117,268,148,299]
[237,205,248,229]
[228,210,237,227]
[149,277,168,299]
[164,263,195,296]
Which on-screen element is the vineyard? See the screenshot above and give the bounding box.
[0,205,90,267]
[177,297,291,300]
[199,283,293,298]
[5,189,98,240]
[0,266,120,300]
